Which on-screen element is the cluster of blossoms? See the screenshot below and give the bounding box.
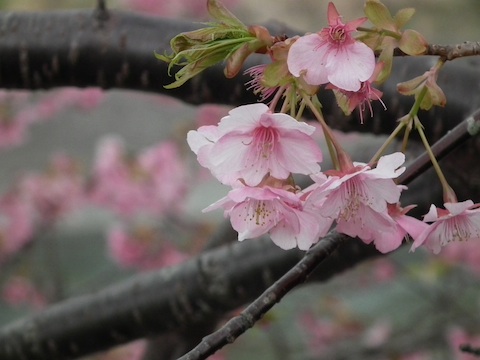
[90,137,188,218]
[182,0,480,255]
[188,103,424,252]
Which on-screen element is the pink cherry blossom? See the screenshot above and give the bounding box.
[411,200,480,254]
[371,203,429,253]
[187,103,323,186]
[327,62,385,123]
[306,152,405,250]
[287,2,375,91]
[204,181,332,250]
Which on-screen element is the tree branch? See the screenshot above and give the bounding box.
[0,9,479,139]
[178,231,349,360]
[0,233,378,360]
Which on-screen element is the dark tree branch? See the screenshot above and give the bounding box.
[0,233,378,360]
[0,9,479,138]
[178,231,348,360]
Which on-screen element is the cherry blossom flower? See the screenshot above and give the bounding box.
[411,200,480,254]
[187,103,322,186]
[204,179,332,250]
[305,152,405,251]
[287,2,375,91]
[371,203,429,253]
[327,62,385,123]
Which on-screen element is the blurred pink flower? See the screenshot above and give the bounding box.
[411,200,480,254]
[300,311,361,355]
[2,276,46,310]
[96,340,146,360]
[20,153,85,224]
[0,90,33,148]
[195,104,231,128]
[370,258,397,282]
[107,224,188,270]
[448,327,480,360]
[187,103,322,187]
[90,137,187,217]
[287,2,375,91]
[0,89,104,150]
[439,238,480,275]
[0,193,35,261]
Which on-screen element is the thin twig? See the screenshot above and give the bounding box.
[178,231,349,360]
[460,344,480,356]
[397,108,480,185]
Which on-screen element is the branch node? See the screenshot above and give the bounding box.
[93,0,109,23]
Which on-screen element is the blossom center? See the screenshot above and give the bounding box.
[252,126,277,159]
[445,218,471,243]
[243,199,276,226]
[328,25,347,43]
[338,178,369,221]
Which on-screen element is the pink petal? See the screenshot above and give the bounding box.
[325,42,375,92]
[444,200,474,216]
[287,34,330,85]
[366,152,405,179]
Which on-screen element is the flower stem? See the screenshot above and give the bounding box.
[369,120,406,165]
[302,95,349,170]
[414,117,457,202]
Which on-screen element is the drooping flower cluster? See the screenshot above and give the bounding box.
[168,0,480,256]
[188,103,327,250]
[188,103,425,252]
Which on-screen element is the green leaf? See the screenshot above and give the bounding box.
[364,0,395,30]
[207,0,247,29]
[399,29,428,56]
[394,8,415,29]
